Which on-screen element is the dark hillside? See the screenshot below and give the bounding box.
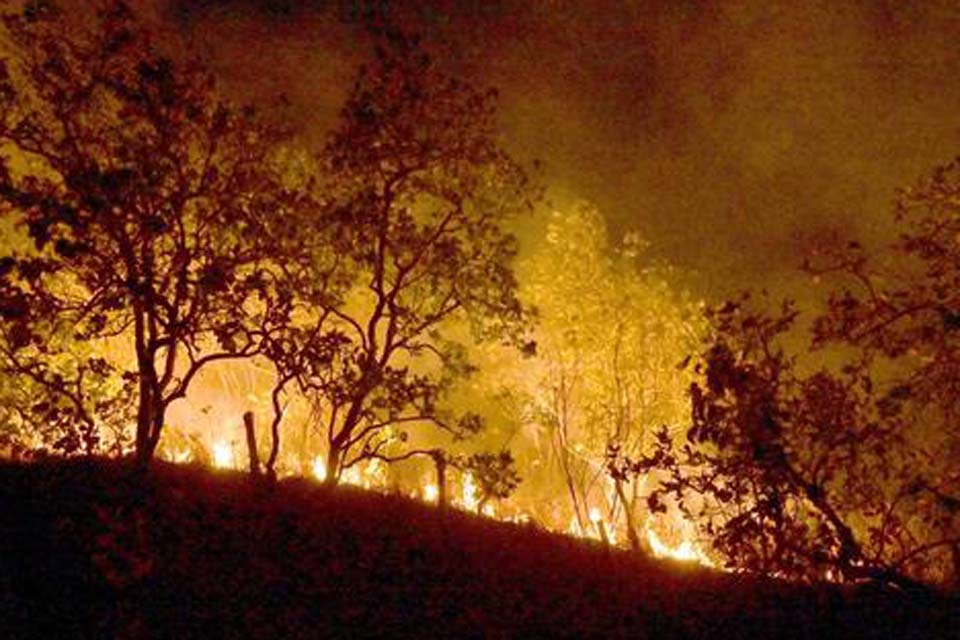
[0,460,954,639]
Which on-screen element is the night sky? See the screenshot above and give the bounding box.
[137,0,960,299]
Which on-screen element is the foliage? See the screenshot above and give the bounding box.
[616,158,960,590]
[0,347,136,457]
[0,1,301,464]
[518,203,704,538]
[460,450,521,511]
[265,32,538,483]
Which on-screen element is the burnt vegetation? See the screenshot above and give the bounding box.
[0,1,958,635]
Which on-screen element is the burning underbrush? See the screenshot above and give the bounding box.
[1,458,954,639]
[156,431,715,568]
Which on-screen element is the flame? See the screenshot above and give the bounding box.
[644,521,713,566]
[159,434,714,568]
[160,447,192,464]
[462,472,479,511]
[341,466,362,486]
[565,508,616,545]
[341,458,385,489]
[212,441,234,469]
[311,456,328,482]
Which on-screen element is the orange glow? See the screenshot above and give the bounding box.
[212,441,234,469]
[170,448,192,464]
[311,456,328,482]
[644,520,713,566]
[158,433,713,569]
[341,459,386,489]
[461,472,479,511]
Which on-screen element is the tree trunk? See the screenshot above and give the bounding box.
[243,411,261,477]
[432,451,448,509]
[134,393,163,470]
[134,390,153,467]
[324,445,342,486]
[133,338,165,470]
[594,516,610,545]
[614,477,641,552]
[265,412,280,482]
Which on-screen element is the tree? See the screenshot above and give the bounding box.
[0,2,301,465]
[264,32,538,484]
[619,158,960,590]
[518,203,703,545]
[460,450,521,514]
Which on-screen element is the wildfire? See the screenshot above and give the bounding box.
[566,509,617,545]
[461,472,479,512]
[644,521,713,566]
[311,456,328,482]
[160,434,714,570]
[212,441,234,469]
[341,458,386,489]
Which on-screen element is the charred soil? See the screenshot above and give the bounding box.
[0,459,955,639]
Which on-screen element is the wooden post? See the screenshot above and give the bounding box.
[243,411,261,477]
[594,518,610,546]
[431,450,448,509]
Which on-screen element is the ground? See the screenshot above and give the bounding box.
[0,459,955,639]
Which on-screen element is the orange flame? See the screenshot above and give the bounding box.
[212,441,234,469]
[644,520,713,566]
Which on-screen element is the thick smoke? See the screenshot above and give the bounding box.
[36,0,960,297]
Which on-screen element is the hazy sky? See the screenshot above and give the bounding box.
[144,0,960,297]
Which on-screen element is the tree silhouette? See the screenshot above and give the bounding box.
[264,33,538,484]
[0,2,302,465]
[461,450,521,513]
[614,158,960,590]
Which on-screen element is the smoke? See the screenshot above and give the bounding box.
[27,0,960,298]
[457,0,960,296]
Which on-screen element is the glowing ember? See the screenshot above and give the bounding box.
[311,456,328,482]
[462,472,479,511]
[340,459,385,489]
[212,441,234,469]
[644,522,713,566]
[160,447,192,464]
[160,436,711,567]
[341,466,362,486]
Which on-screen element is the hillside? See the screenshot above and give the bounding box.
[0,459,954,639]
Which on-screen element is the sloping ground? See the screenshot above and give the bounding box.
[0,460,954,639]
